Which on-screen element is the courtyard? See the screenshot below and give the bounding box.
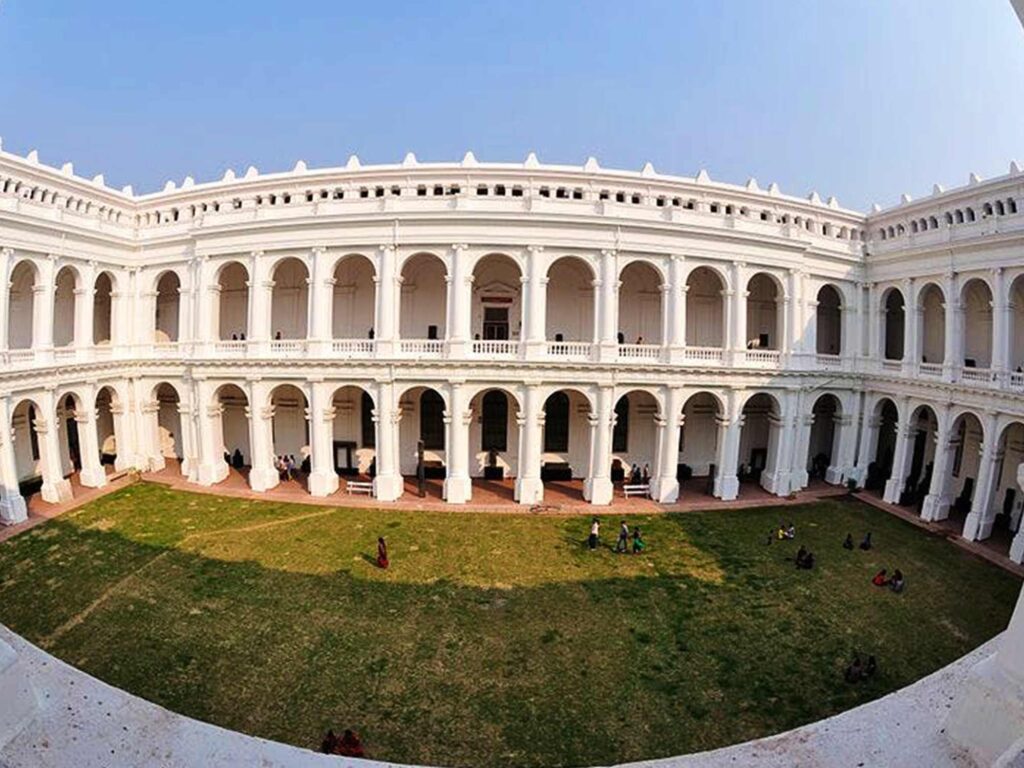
[0,483,1018,768]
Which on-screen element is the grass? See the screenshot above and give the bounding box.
[0,483,1018,768]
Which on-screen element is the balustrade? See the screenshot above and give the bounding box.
[815,353,842,370]
[471,339,519,358]
[683,346,724,365]
[745,349,781,367]
[399,339,445,358]
[545,341,592,360]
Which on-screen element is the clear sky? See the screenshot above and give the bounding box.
[1,1,1021,210]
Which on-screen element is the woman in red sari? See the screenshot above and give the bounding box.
[377,537,389,569]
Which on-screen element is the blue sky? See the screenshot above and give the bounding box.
[0,1,1021,210]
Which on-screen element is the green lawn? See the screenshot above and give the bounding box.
[0,484,1018,767]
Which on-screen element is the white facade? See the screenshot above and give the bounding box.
[0,147,1022,561]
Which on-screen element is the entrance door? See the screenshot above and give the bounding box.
[483,307,509,340]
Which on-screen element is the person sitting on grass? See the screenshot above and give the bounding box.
[889,569,905,593]
[632,526,645,554]
[795,545,808,566]
[844,654,863,683]
[796,547,815,569]
[860,532,873,551]
[336,729,365,758]
[777,523,787,541]
[376,537,389,569]
[871,568,888,587]
[843,533,854,550]
[784,522,796,539]
[321,729,339,754]
[865,655,878,678]
[615,520,629,553]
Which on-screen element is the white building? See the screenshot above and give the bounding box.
[0,146,1022,564]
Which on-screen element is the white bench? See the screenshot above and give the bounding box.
[346,480,374,496]
[622,483,650,499]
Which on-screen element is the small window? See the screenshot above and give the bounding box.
[631,194,641,204]
[417,185,427,196]
[359,188,369,199]
[511,186,523,197]
[333,189,344,200]
[615,192,626,203]
[390,186,401,196]
[374,186,385,198]
[495,184,506,196]
[539,187,551,198]
[599,190,610,201]
[420,390,445,450]
[434,185,444,196]
[710,203,720,213]
[477,185,489,196]
[572,189,583,200]
[655,196,666,207]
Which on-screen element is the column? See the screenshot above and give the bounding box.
[196,379,230,486]
[789,392,813,490]
[833,394,862,484]
[1012,461,1024,563]
[991,266,1009,381]
[0,248,12,355]
[443,381,472,503]
[942,271,958,381]
[76,399,107,488]
[850,282,865,370]
[651,386,684,503]
[515,384,544,504]
[963,412,1001,540]
[882,399,912,504]
[0,396,27,525]
[803,295,818,363]
[764,390,797,496]
[248,251,271,356]
[74,261,96,358]
[785,269,801,367]
[374,246,398,358]
[584,385,614,504]
[140,397,164,472]
[109,270,131,357]
[731,262,747,365]
[596,249,619,362]
[370,380,402,501]
[307,379,339,497]
[521,246,548,360]
[33,256,56,363]
[177,397,199,483]
[179,260,197,351]
[194,258,220,355]
[446,244,472,358]
[110,391,134,472]
[852,394,879,486]
[714,389,741,501]
[921,406,954,522]
[37,389,72,503]
[667,256,687,364]
[902,277,916,375]
[307,247,331,356]
[246,379,278,492]
[867,282,880,369]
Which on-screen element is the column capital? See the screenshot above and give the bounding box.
[378,244,396,254]
[450,243,469,252]
[250,250,265,259]
[526,244,544,255]
[0,247,13,259]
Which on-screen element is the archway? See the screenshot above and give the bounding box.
[217,261,249,341]
[398,386,447,498]
[816,285,842,355]
[10,399,42,498]
[53,266,78,348]
[866,398,899,493]
[155,383,183,471]
[1010,274,1024,376]
[685,266,725,348]
[679,392,722,496]
[215,384,251,485]
[329,385,377,480]
[56,394,82,480]
[991,421,1024,554]
[8,261,37,350]
[745,273,781,350]
[472,254,522,345]
[154,271,181,342]
[618,262,662,345]
[93,272,113,345]
[399,254,447,341]
[95,386,119,471]
[332,255,376,340]
[935,412,986,530]
[468,388,520,501]
[540,388,592,502]
[894,405,939,509]
[270,258,309,340]
[961,278,993,370]
[883,288,905,360]
[269,384,310,490]
[738,392,783,495]
[611,390,660,488]
[918,283,945,367]
[806,394,841,484]
[546,257,595,345]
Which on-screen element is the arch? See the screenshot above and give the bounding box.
[397,385,448,481]
[472,253,522,342]
[679,391,723,482]
[746,272,782,350]
[332,254,376,340]
[93,271,114,345]
[992,420,1024,547]
[8,260,38,350]
[154,382,183,468]
[611,389,660,482]
[866,397,900,492]
[960,278,993,369]
[270,258,310,340]
[1010,273,1024,371]
[214,383,251,477]
[328,385,377,477]
[738,392,783,495]
[10,398,43,488]
[546,256,595,343]
[154,270,181,342]
[816,284,842,355]
[943,411,986,524]
[399,253,447,341]
[897,404,940,506]
[468,387,520,482]
[685,266,726,348]
[217,261,250,341]
[882,287,905,360]
[917,282,945,365]
[53,265,80,348]
[268,384,310,488]
[56,392,83,480]
[618,260,663,345]
[806,393,842,482]
[95,386,120,468]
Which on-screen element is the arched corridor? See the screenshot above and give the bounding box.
[883,288,905,361]
[8,261,37,350]
[745,273,781,350]
[866,398,899,493]
[738,392,784,495]
[217,262,249,340]
[806,394,841,483]
[269,384,310,490]
[541,388,592,501]
[154,271,181,342]
[611,389,659,484]
[155,383,183,471]
[546,257,595,344]
[472,254,522,343]
[816,285,842,355]
[332,256,375,340]
[93,272,113,345]
[618,262,662,345]
[53,266,78,348]
[328,385,377,477]
[685,267,725,348]
[270,259,309,340]
[400,254,447,341]
[918,283,945,366]
[960,278,993,370]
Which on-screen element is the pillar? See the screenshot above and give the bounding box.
[714,390,741,501]
[248,251,271,356]
[246,380,278,492]
[867,282,880,369]
[195,380,230,486]
[74,261,96,356]
[596,249,619,362]
[140,397,164,472]
[667,256,687,364]
[943,271,959,381]
[308,247,332,357]
[849,283,865,370]
[0,248,12,354]
[790,392,814,490]
[731,262,747,365]
[921,407,954,522]
[515,384,544,504]
[992,266,1010,380]
[882,401,913,504]
[195,259,220,354]
[833,394,862,484]
[0,397,27,525]
[307,380,339,497]
[33,256,56,364]
[763,390,797,496]
[372,380,403,501]
[651,386,684,503]
[37,390,72,504]
[963,412,1001,540]
[852,396,880,486]
[109,271,131,356]
[374,246,398,358]
[902,277,916,375]
[443,382,472,503]
[76,400,107,488]
[584,385,614,504]
[446,244,472,358]
[522,246,547,360]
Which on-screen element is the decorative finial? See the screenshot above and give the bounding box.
[694,168,710,183]
[1010,160,1021,175]
[293,160,307,173]
[61,162,74,176]
[871,203,882,213]
[244,166,258,179]
[641,161,656,177]
[91,173,105,187]
[745,177,760,191]
[900,193,912,204]
[401,152,417,167]
[583,156,600,172]
[121,185,134,196]
[827,195,839,208]
[163,180,177,192]
[968,172,982,185]
[523,152,540,168]
[807,190,822,205]
[345,155,361,170]
[222,168,236,182]
[767,182,780,195]
[27,149,39,164]
[461,151,478,167]
[182,176,195,189]
[932,183,945,195]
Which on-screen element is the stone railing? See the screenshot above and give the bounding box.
[546,341,592,361]
[471,339,519,358]
[617,344,661,362]
[399,339,445,358]
[684,346,725,365]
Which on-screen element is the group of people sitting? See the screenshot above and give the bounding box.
[228,331,247,341]
[843,532,873,550]
[871,568,906,593]
[628,464,651,485]
[766,522,796,545]
[795,545,816,570]
[223,448,245,470]
[320,729,365,757]
[844,653,878,683]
